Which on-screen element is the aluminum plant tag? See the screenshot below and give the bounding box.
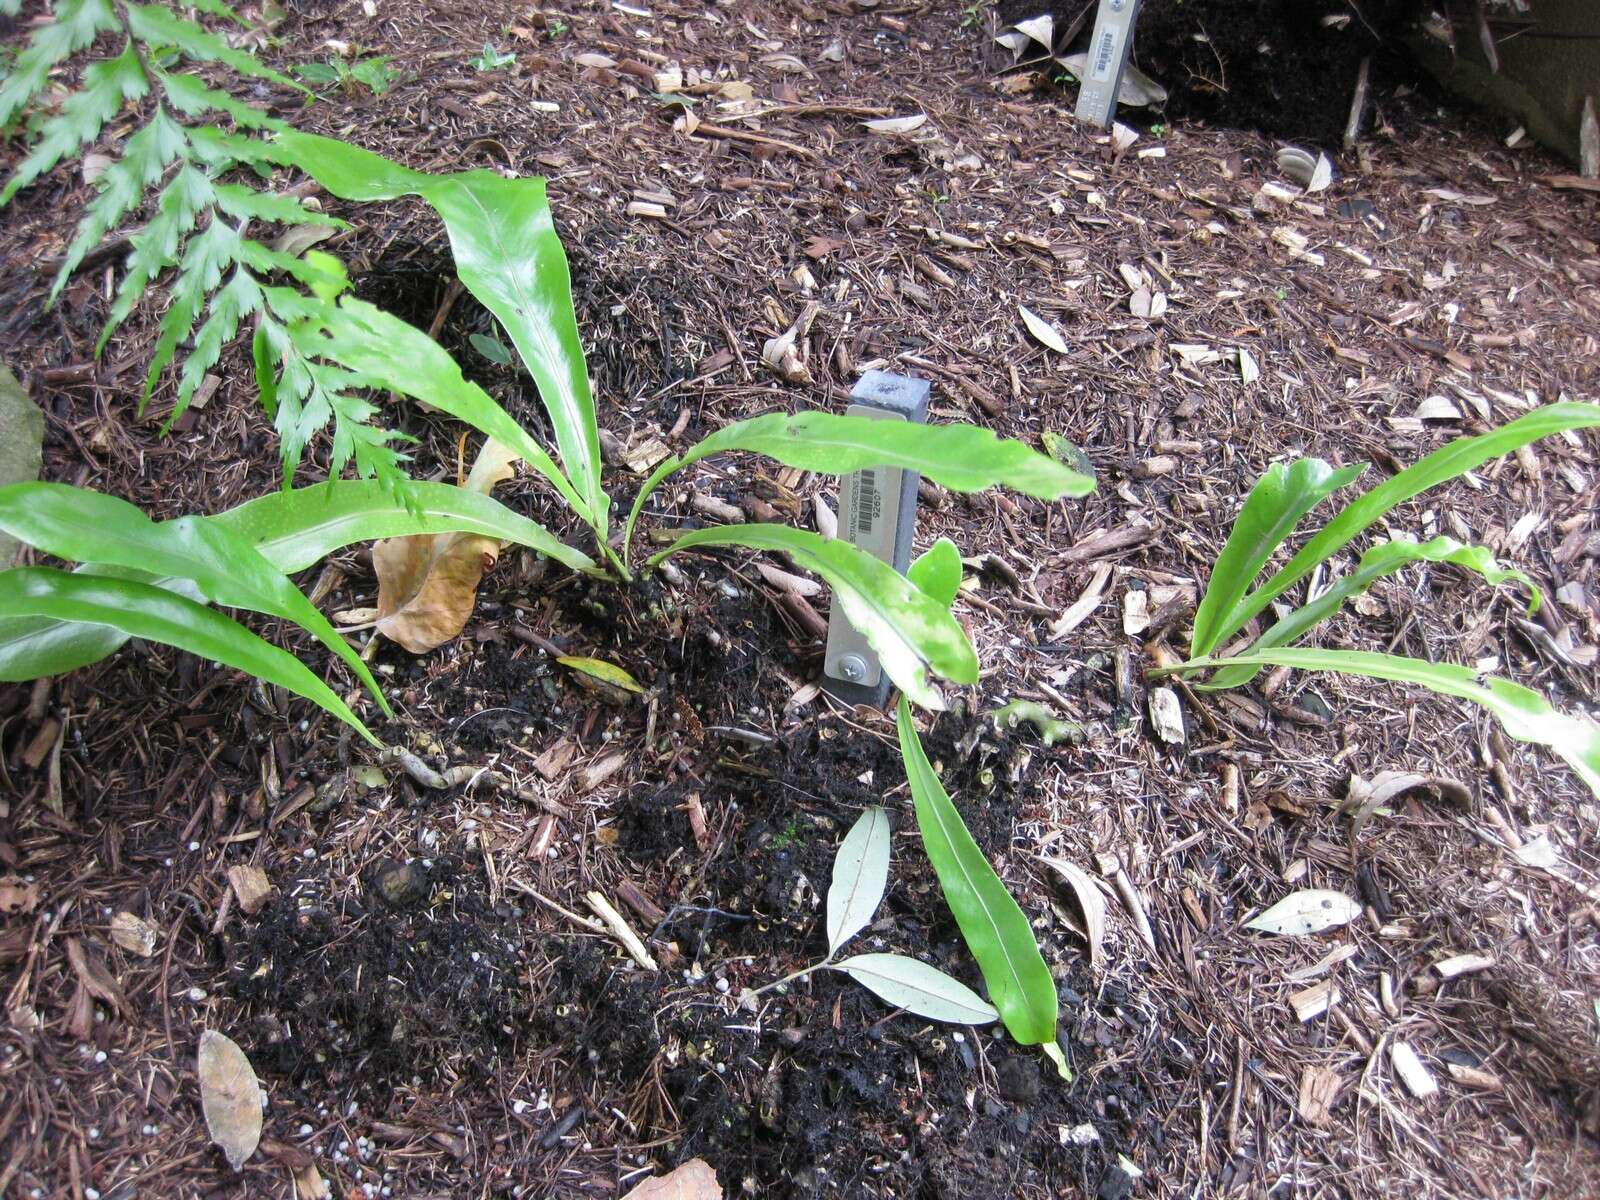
[1073,0,1144,130]
[821,371,929,707]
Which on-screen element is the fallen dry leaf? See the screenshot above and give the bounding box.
[375,439,516,653]
[0,875,39,915]
[1245,889,1361,936]
[621,1158,723,1200]
[1018,304,1068,354]
[199,1030,264,1170]
[1038,857,1107,968]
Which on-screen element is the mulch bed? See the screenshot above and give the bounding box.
[2,0,1599,1197]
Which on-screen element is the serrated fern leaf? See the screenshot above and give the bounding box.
[213,182,347,230]
[99,159,213,350]
[1,42,148,204]
[170,265,260,421]
[185,124,289,173]
[142,216,240,407]
[159,70,286,132]
[49,103,190,300]
[0,0,117,128]
[122,3,302,94]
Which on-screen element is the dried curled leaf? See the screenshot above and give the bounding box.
[198,1029,264,1170]
[374,439,515,652]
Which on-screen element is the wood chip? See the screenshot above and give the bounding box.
[1433,953,1494,979]
[1297,1066,1341,1127]
[1445,1062,1502,1091]
[1389,1040,1438,1099]
[584,891,659,971]
[1289,979,1339,1021]
[226,865,274,916]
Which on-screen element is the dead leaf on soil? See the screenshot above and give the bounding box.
[862,114,927,135]
[109,911,159,957]
[621,1158,723,1200]
[374,439,516,653]
[557,655,645,702]
[1037,857,1107,968]
[1245,889,1361,937]
[1018,305,1067,354]
[199,1029,264,1170]
[0,876,39,915]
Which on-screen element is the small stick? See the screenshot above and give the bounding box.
[585,891,660,971]
[690,123,819,160]
[507,881,605,933]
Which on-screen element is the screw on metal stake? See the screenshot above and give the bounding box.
[1073,0,1143,131]
[821,371,929,709]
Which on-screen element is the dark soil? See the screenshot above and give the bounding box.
[1000,0,1426,146]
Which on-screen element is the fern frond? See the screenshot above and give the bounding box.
[141,214,239,406]
[49,99,188,299]
[99,157,213,348]
[158,69,286,132]
[170,263,260,421]
[122,3,302,93]
[0,0,118,128]
[213,182,347,230]
[1,41,148,203]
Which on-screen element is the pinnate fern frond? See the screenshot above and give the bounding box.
[0,0,118,128]
[4,0,410,488]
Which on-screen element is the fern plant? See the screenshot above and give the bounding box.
[0,0,407,489]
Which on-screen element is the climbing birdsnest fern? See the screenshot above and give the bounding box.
[1,0,407,489]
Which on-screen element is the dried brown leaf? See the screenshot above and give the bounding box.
[65,937,126,1013]
[199,1030,264,1170]
[1037,857,1107,967]
[621,1158,723,1200]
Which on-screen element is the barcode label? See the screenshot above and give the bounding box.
[1090,28,1120,81]
[854,469,879,538]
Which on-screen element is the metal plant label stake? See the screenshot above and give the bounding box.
[1074,0,1143,130]
[822,371,929,708]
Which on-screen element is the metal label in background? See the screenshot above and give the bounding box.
[823,404,904,690]
[1074,0,1143,130]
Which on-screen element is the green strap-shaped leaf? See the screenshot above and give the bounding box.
[1176,648,1600,800]
[827,807,891,957]
[0,566,379,746]
[272,130,606,532]
[1191,459,1366,657]
[276,293,595,523]
[1212,402,1600,654]
[5,480,601,677]
[1202,536,1539,692]
[0,481,390,715]
[0,566,202,680]
[211,478,603,577]
[896,698,1059,1045]
[908,537,963,610]
[2,42,149,204]
[123,3,304,93]
[0,0,117,129]
[653,525,976,709]
[625,412,1094,551]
